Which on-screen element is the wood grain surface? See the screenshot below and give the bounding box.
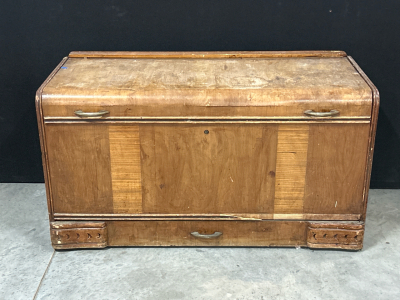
[109,125,142,213]
[45,123,371,218]
[107,220,308,247]
[304,124,370,214]
[46,124,113,214]
[41,56,372,118]
[274,125,309,214]
[140,124,278,214]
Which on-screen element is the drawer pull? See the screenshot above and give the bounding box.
[74,110,109,118]
[304,109,339,117]
[190,231,222,239]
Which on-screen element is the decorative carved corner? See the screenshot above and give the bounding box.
[307,222,364,250]
[50,221,108,250]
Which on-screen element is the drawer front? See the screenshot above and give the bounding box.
[107,220,308,247]
[45,122,370,219]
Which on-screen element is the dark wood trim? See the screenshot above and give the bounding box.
[35,57,69,222]
[68,50,347,59]
[347,56,380,222]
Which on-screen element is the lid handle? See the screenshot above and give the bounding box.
[304,109,339,117]
[190,231,222,239]
[74,110,109,118]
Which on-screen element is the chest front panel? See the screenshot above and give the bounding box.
[45,122,369,219]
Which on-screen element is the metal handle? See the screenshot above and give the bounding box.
[74,110,109,118]
[304,109,339,117]
[190,231,222,239]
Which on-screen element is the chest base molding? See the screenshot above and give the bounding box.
[50,220,364,251]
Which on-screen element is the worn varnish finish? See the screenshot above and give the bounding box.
[36,51,379,250]
[41,56,372,118]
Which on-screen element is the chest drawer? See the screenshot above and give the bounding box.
[107,220,308,247]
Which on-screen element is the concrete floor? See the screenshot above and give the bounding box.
[0,184,399,300]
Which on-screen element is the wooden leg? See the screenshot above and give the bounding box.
[306,222,364,250]
[50,221,108,250]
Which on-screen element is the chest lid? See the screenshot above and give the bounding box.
[39,51,373,119]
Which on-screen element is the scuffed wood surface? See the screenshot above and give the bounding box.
[42,57,372,117]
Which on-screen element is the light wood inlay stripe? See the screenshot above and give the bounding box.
[274,125,309,214]
[109,125,142,213]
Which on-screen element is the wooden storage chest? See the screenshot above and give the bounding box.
[36,51,379,250]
